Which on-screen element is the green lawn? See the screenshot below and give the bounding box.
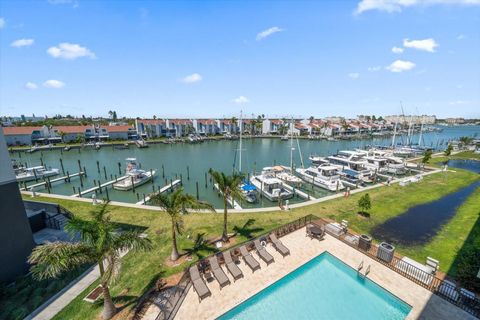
[2,152,478,320]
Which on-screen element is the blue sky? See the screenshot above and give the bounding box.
[1,0,479,119]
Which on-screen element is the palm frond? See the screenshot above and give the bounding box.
[101,251,121,284]
[28,242,95,280]
[112,230,153,253]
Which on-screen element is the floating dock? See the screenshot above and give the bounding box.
[72,176,128,197]
[136,179,181,205]
[21,172,85,191]
[213,183,242,210]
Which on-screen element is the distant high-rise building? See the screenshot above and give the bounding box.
[0,128,35,282]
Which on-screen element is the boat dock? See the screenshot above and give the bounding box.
[136,179,181,205]
[22,172,86,190]
[213,183,242,210]
[72,176,128,197]
[282,183,316,200]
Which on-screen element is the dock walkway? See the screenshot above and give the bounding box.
[136,179,181,205]
[213,183,242,210]
[72,176,128,197]
[22,172,85,190]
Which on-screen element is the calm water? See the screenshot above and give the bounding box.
[12,125,480,208]
[217,252,411,320]
[371,159,480,246]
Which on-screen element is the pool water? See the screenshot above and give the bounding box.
[217,252,411,320]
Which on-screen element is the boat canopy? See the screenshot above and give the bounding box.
[126,157,137,161]
[241,184,257,192]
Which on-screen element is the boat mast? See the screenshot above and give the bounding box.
[418,114,424,146]
[391,121,397,148]
[239,110,243,172]
[290,117,294,172]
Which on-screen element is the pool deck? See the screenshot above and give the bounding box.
[143,227,476,320]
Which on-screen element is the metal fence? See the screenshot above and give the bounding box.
[311,218,480,318]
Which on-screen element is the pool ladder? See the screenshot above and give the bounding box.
[357,260,370,279]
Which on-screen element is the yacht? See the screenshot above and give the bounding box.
[326,150,373,182]
[384,156,407,175]
[308,155,330,167]
[113,158,155,191]
[262,166,303,187]
[339,169,366,188]
[250,174,293,202]
[16,166,60,182]
[296,165,345,191]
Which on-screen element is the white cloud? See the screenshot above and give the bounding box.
[47,43,96,60]
[367,66,381,72]
[256,27,284,41]
[0,18,5,29]
[348,73,360,79]
[386,60,416,72]
[456,34,466,40]
[233,96,250,104]
[24,82,38,90]
[355,0,480,15]
[43,80,65,89]
[48,0,79,8]
[392,46,404,54]
[11,38,34,48]
[181,73,202,84]
[403,38,438,52]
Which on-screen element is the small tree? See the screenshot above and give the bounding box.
[28,204,152,320]
[358,193,371,215]
[444,144,453,157]
[422,150,433,166]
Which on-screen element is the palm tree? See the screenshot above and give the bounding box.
[150,188,214,261]
[208,169,244,242]
[28,204,152,320]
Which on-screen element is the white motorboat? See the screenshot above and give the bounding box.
[308,155,330,167]
[296,165,345,191]
[113,158,155,191]
[16,166,60,182]
[250,174,293,202]
[240,182,258,203]
[326,150,374,182]
[262,166,303,186]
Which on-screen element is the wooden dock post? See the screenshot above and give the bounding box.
[96,160,100,174]
[103,166,107,180]
[132,176,135,193]
[78,189,82,198]
[180,174,183,186]
[73,186,76,194]
[105,186,109,201]
[205,172,207,188]
[60,158,65,175]
[187,166,190,180]
[162,164,165,178]
[40,157,44,167]
[98,180,102,194]
[118,162,122,175]
[83,166,87,177]
[196,181,199,200]
[66,171,71,182]
[150,169,154,183]
[143,193,146,205]
[33,169,38,182]
[78,160,82,173]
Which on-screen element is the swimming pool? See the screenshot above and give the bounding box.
[217,252,411,320]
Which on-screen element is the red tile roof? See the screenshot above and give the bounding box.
[197,119,217,125]
[53,126,94,133]
[270,119,283,125]
[139,119,166,125]
[101,125,134,132]
[2,126,42,135]
[168,119,193,125]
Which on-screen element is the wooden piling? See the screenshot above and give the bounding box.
[196,181,199,200]
[66,171,71,182]
[103,166,107,180]
[132,176,135,193]
[83,166,87,177]
[162,164,165,178]
[187,166,190,180]
[118,162,122,175]
[78,160,82,173]
[96,161,100,173]
[60,158,65,175]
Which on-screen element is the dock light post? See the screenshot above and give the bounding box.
[196,181,199,200]
[118,162,122,175]
[96,161,100,174]
[187,166,190,180]
[59,158,65,175]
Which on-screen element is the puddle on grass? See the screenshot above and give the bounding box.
[371,160,480,246]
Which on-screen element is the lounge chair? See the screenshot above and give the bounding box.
[269,233,290,257]
[208,256,231,289]
[254,239,274,265]
[189,265,211,302]
[239,245,261,272]
[223,251,243,281]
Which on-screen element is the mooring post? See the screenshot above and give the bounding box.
[83,166,87,177]
[94,180,97,186]
[80,173,84,187]
[78,189,82,198]
[150,169,154,183]
[105,186,109,201]
[96,160,100,174]
[103,166,107,180]
[78,160,82,173]
[187,166,190,180]
[136,193,140,201]
[118,162,122,175]
[196,181,199,200]
[98,180,102,193]
[40,157,44,167]
[73,186,76,194]
[180,174,183,186]
[33,169,38,182]
[60,158,65,175]
[162,164,165,178]
[205,172,208,188]
[143,193,146,205]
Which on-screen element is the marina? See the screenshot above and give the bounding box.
[11,125,478,209]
